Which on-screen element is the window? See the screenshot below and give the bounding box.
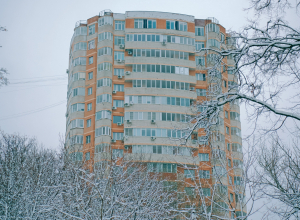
[125,95,191,107]
[70,119,84,129]
[87,103,92,111]
[88,72,93,80]
[196,56,205,66]
[199,153,209,161]
[208,39,220,49]
[231,127,241,137]
[95,126,111,136]
[134,19,143,28]
[98,16,113,26]
[206,23,220,33]
[195,27,204,36]
[202,188,211,196]
[86,135,91,144]
[133,49,188,60]
[85,152,90,160]
[73,88,85,97]
[195,42,205,51]
[232,143,242,152]
[229,176,233,184]
[114,84,124,92]
[98,47,113,56]
[69,135,83,144]
[199,170,210,179]
[134,19,156,29]
[71,103,85,112]
[98,62,112,72]
[73,57,86,66]
[196,89,206,96]
[114,51,124,61]
[226,126,229,134]
[70,152,83,161]
[114,36,125,45]
[225,111,228,118]
[113,132,124,140]
[113,116,123,124]
[112,149,123,158]
[132,79,190,91]
[147,163,177,173]
[97,78,112,87]
[223,80,227,88]
[230,112,240,121]
[184,169,195,179]
[166,20,175,29]
[86,119,91,128]
[95,143,110,153]
[166,20,187,31]
[96,110,111,120]
[126,34,195,46]
[196,73,206,81]
[213,166,227,176]
[89,56,93,64]
[74,26,87,36]
[74,42,87,51]
[72,72,85,81]
[228,159,232,167]
[132,64,189,75]
[88,24,95,35]
[233,160,243,168]
[113,100,124,108]
[115,20,125,30]
[88,87,92,95]
[96,94,112,103]
[227,143,231,151]
[88,40,95,50]
[185,187,195,197]
[98,32,113,41]
[114,69,124,76]
[220,33,225,43]
[234,176,243,185]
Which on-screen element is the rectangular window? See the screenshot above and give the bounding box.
[88,87,92,95]
[230,193,234,202]
[88,24,95,35]
[203,188,211,196]
[114,68,124,76]
[86,119,91,128]
[88,40,95,50]
[85,152,90,160]
[114,84,124,92]
[225,111,229,118]
[228,159,232,167]
[113,116,123,124]
[113,100,124,108]
[114,36,125,45]
[88,72,93,80]
[89,56,93,64]
[166,20,175,30]
[227,143,231,151]
[195,27,204,36]
[195,42,205,51]
[184,169,195,179]
[86,135,91,144]
[112,149,123,158]
[199,153,209,161]
[134,19,143,28]
[113,132,124,140]
[226,126,229,134]
[196,89,206,96]
[115,20,125,30]
[196,73,206,81]
[196,56,205,66]
[114,51,124,61]
[87,103,92,111]
[199,170,210,179]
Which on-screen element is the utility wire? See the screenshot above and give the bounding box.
[0,100,66,121]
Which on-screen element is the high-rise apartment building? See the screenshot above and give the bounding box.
[66,10,244,217]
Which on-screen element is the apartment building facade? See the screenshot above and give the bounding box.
[66,10,245,217]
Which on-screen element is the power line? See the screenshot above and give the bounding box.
[0,100,67,121]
